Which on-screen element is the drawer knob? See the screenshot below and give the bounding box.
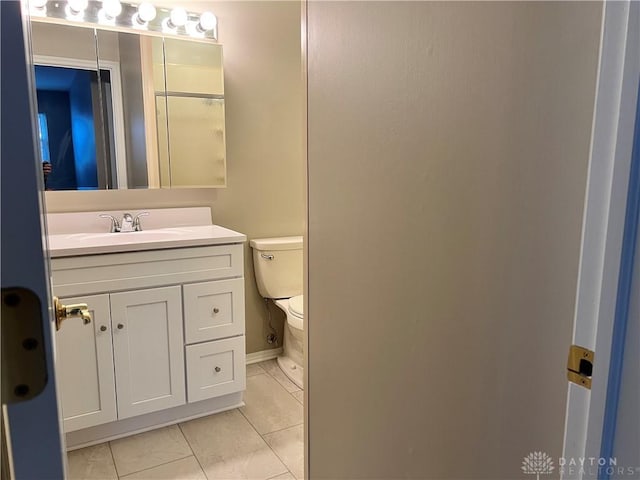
[99,325,107,332]
[214,366,221,373]
[212,307,220,314]
[117,323,124,330]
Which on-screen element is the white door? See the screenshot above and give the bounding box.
[110,286,186,419]
[57,294,117,432]
[562,1,639,477]
[0,1,65,477]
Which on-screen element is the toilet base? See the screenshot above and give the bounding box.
[277,355,303,389]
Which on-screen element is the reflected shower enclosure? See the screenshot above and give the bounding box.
[34,65,115,190]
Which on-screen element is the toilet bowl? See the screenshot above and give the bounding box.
[250,236,304,389]
[274,295,304,388]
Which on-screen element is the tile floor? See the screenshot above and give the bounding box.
[67,360,304,480]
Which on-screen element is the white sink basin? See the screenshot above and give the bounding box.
[48,225,247,258]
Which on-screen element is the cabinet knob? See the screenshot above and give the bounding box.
[100,325,107,332]
[117,323,124,330]
[214,366,221,373]
[212,307,220,314]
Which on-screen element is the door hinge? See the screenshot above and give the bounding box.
[1,288,48,404]
[567,344,594,390]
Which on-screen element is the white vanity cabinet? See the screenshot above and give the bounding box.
[51,240,246,446]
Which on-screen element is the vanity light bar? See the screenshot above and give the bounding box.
[27,0,218,41]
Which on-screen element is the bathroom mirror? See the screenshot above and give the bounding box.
[30,20,226,190]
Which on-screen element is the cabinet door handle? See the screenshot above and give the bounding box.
[212,307,220,314]
[117,323,124,330]
[214,366,221,373]
[99,325,107,332]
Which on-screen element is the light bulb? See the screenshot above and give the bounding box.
[102,0,122,19]
[169,7,187,27]
[197,11,216,33]
[67,0,88,14]
[137,2,156,22]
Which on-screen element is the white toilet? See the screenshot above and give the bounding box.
[250,236,304,388]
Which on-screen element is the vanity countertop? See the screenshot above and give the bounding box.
[48,225,246,258]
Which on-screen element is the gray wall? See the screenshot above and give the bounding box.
[45,1,304,354]
[307,2,602,478]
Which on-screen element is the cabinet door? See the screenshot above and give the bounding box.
[183,278,245,344]
[110,286,185,419]
[56,294,116,432]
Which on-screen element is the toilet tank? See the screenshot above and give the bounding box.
[250,236,303,299]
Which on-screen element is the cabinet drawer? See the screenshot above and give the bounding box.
[183,278,245,343]
[185,336,245,403]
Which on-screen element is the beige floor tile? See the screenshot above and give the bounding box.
[258,359,301,393]
[264,425,304,480]
[240,374,303,435]
[268,473,296,480]
[180,409,288,479]
[120,456,206,479]
[247,363,266,377]
[291,390,304,405]
[67,443,118,480]
[110,425,192,476]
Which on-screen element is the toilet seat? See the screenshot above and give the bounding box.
[288,295,303,318]
[286,295,303,331]
[274,296,304,331]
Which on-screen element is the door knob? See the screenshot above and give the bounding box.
[100,325,107,332]
[214,366,221,372]
[212,307,220,314]
[53,297,91,331]
[117,323,124,330]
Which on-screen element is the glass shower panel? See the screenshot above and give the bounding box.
[165,96,226,187]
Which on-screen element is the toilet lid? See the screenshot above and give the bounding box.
[288,295,304,318]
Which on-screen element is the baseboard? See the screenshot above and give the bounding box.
[66,392,244,450]
[246,347,283,364]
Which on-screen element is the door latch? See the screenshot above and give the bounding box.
[54,297,91,330]
[567,344,594,389]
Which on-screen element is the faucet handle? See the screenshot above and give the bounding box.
[99,214,120,233]
[133,212,150,231]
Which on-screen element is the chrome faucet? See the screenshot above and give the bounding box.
[99,212,150,232]
[133,212,149,231]
[99,214,120,233]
